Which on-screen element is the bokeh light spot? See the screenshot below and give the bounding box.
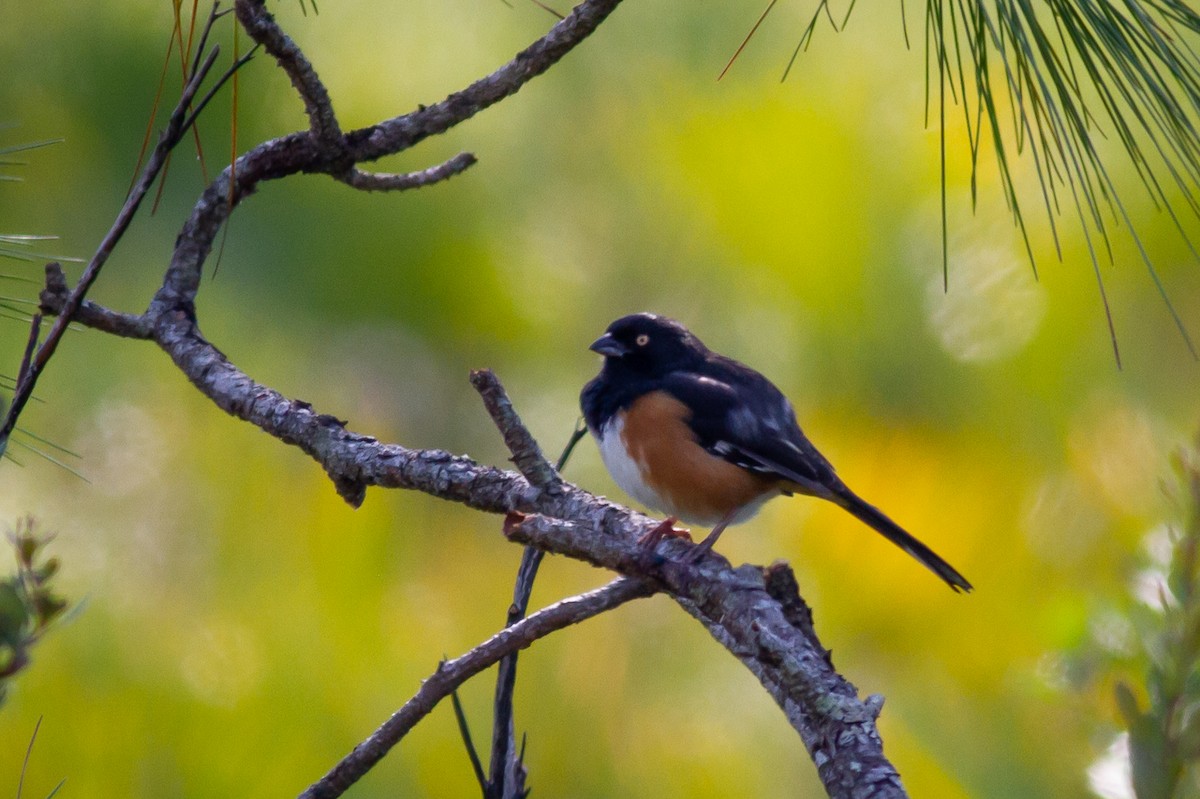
[926,245,1046,362]
[1022,473,1108,566]
[180,619,265,708]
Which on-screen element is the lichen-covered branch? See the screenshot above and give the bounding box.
[503,513,903,796]
[299,577,657,799]
[20,2,912,796]
[149,0,625,315]
[235,0,341,145]
[0,41,225,452]
[38,262,152,339]
[336,153,478,192]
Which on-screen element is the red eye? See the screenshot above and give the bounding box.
[636,334,650,346]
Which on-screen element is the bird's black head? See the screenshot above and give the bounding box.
[589,313,707,376]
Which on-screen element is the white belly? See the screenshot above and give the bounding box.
[597,416,668,512]
[594,416,777,527]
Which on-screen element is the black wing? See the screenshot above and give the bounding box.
[662,365,972,591]
[660,366,837,494]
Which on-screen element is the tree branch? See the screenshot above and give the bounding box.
[341,0,625,165]
[486,545,540,799]
[61,298,910,796]
[470,368,559,490]
[298,576,657,799]
[148,0,627,316]
[235,0,341,146]
[503,512,905,798]
[37,262,152,339]
[0,44,225,450]
[22,3,916,796]
[335,152,478,193]
[469,368,562,797]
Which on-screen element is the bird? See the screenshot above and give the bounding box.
[580,312,972,592]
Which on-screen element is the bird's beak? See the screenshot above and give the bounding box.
[589,332,628,358]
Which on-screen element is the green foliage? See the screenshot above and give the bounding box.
[1,128,85,471]
[0,138,62,182]
[1097,440,1200,799]
[0,517,66,708]
[926,0,1200,361]
[0,137,72,263]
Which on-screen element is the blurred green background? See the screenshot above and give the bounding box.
[2,1,1199,796]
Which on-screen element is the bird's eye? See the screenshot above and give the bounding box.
[636,334,650,346]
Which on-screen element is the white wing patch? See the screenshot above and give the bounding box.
[709,439,780,476]
[781,439,806,457]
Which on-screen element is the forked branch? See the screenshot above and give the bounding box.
[18,2,911,797]
[299,576,657,799]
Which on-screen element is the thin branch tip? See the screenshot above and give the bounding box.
[471,370,558,489]
[338,152,477,193]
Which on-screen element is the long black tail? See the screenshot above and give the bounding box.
[829,483,973,593]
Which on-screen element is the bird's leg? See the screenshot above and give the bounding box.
[688,507,740,561]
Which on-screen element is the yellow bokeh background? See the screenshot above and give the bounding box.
[2,2,1199,797]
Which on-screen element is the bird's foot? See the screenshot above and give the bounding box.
[637,516,691,548]
[635,517,689,570]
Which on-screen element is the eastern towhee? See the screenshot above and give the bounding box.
[580,312,972,592]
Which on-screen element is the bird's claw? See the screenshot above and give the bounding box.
[637,516,691,548]
[634,517,690,570]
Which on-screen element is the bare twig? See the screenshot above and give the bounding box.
[450,688,489,791]
[469,368,561,796]
[235,0,341,145]
[178,44,260,135]
[486,545,540,798]
[297,576,656,799]
[483,419,588,798]
[556,418,587,472]
[336,152,478,192]
[0,44,226,448]
[344,0,625,165]
[472,376,604,796]
[471,367,559,489]
[150,0,628,316]
[14,314,40,393]
[37,263,152,339]
[189,3,234,79]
